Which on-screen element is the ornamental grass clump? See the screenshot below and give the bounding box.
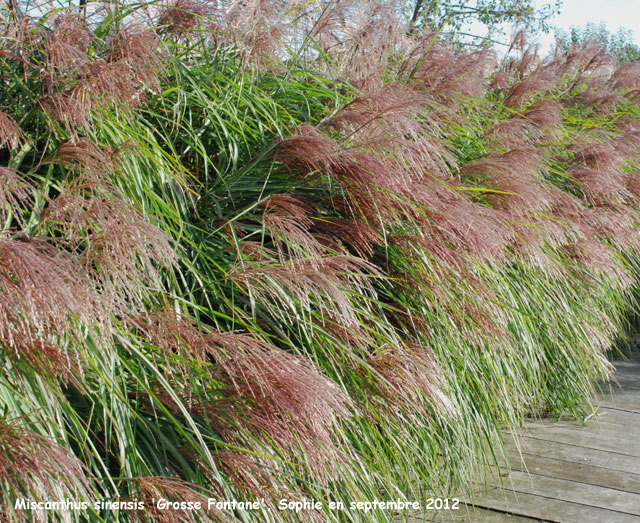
[2,0,640,521]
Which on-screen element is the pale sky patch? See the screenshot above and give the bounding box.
[537,0,640,49]
[464,0,639,52]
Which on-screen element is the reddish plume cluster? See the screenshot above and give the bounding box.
[37,14,164,129]
[0,168,35,227]
[132,476,223,523]
[0,416,94,522]
[485,100,562,148]
[133,312,353,476]
[0,112,25,151]
[230,250,380,325]
[366,342,455,416]
[261,194,326,263]
[0,237,104,367]
[44,178,176,311]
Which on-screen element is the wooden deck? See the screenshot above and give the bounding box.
[432,357,640,522]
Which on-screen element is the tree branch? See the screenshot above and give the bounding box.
[411,0,426,25]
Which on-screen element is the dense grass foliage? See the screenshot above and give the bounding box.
[1,1,640,521]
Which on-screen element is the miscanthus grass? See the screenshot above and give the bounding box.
[1,1,640,521]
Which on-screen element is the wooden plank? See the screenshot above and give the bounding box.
[498,452,640,495]
[604,377,640,390]
[444,360,640,522]
[600,384,640,395]
[591,407,640,426]
[429,504,537,522]
[610,364,640,375]
[584,418,640,435]
[502,437,640,475]
[461,486,640,523]
[598,396,640,414]
[603,381,640,390]
[521,403,639,425]
[519,418,638,443]
[483,470,640,515]
[606,378,640,387]
[602,384,640,396]
[601,380,640,392]
[610,361,640,370]
[510,424,640,457]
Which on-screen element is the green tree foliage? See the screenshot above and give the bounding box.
[556,22,640,63]
[408,0,562,40]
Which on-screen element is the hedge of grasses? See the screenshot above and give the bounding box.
[1,1,640,521]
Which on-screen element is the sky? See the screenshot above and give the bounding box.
[464,0,640,51]
[535,0,640,48]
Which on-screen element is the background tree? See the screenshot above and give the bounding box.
[555,22,640,63]
[408,0,562,44]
